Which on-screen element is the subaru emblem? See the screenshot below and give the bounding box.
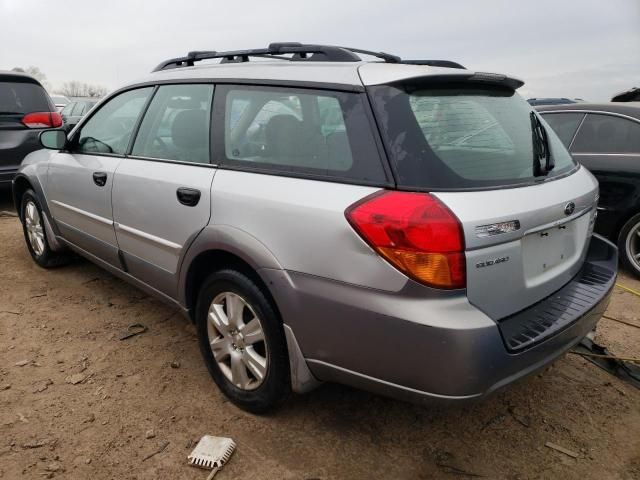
[564,202,575,215]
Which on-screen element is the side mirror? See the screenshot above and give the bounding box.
[39,130,67,150]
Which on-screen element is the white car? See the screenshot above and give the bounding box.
[49,94,70,112]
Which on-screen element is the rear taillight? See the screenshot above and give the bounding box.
[21,112,63,129]
[345,191,466,289]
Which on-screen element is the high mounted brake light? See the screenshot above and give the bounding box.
[21,112,62,129]
[346,191,466,289]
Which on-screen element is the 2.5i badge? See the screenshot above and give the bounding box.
[476,256,510,268]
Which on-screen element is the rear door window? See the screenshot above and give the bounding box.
[368,83,576,189]
[571,113,640,153]
[75,87,152,155]
[131,84,214,164]
[215,85,387,184]
[0,81,51,113]
[539,112,585,148]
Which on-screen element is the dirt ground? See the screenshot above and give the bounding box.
[1,188,639,480]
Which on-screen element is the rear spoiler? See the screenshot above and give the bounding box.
[384,71,525,90]
[0,72,41,85]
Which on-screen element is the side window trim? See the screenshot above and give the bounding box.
[125,85,159,155]
[211,83,392,186]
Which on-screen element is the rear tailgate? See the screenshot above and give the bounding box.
[0,78,54,178]
[364,65,600,319]
[436,167,598,319]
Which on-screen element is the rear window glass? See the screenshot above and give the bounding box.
[368,83,576,189]
[215,85,387,184]
[0,81,51,113]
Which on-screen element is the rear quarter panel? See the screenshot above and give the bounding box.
[208,169,410,291]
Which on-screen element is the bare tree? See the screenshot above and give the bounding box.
[60,81,107,98]
[11,66,50,90]
[60,81,83,97]
[87,84,107,97]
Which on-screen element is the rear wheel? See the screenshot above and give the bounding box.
[618,213,640,278]
[196,269,290,412]
[20,190,69,268]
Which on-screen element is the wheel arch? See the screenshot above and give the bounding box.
[11,174,34,220]
[178,226,321,393]
[179,225,284,321]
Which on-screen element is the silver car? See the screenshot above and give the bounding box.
[13,43,617,412]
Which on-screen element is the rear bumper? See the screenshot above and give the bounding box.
[0,167,19,184]
[263,234,617,404]
[0,128,42,182]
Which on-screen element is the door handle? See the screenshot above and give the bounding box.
[92,171,107,187]
[176,187,201,207]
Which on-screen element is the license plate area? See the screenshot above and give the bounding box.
[522,219,581,286]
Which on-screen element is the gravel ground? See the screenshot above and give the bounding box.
[1,188,639,479]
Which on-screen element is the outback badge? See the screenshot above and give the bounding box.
[476,256,510,269]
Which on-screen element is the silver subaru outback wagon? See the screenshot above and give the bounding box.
[13,44,617,412]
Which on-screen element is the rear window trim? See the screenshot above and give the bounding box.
[390,163,581,193]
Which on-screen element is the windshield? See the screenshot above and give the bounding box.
[368,83,576,190]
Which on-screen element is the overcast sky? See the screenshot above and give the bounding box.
[1,0,638,101]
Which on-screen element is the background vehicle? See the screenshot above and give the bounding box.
[0,71,62,185]
[538,103,640,277]
[49,94,70,111]
[60,99,98,132]
[528,97,584,106]
[611,87,640,102]
[13,44,616,412]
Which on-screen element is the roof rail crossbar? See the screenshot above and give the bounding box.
[339,47,401,63]
[151,43,465,72]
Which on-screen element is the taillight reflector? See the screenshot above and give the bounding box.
[345,191,466,289]
[21,112,63,129]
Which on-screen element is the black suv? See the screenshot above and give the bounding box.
[0,71,61,185]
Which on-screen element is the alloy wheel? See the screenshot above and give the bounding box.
[207,291,268,390]
[24,201,45,257]
[626,220,640,272]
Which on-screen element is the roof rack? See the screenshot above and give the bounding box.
[152,42,464,72]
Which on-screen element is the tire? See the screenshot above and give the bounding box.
[618,212,640,278]
[196,269,290,413]
[20,189,70,268]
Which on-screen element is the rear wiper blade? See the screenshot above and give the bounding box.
[530,112,554,176]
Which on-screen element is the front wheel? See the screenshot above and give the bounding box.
[618,213,640,278]
[196,269,290,413]
[20,190,70,268]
